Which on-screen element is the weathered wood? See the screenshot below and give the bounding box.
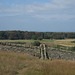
[43,44,47,59]
[40,44,44,59]
[40,44,49,60]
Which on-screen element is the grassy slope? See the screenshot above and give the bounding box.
[0,51,75,75]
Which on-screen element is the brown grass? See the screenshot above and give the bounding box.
[0,39,75,47]
[0,51,75,75]
[55,39,75,47]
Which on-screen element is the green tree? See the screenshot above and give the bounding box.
[31,35,38,40]
[38,36,43,40]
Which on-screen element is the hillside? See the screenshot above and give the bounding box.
[0,51,75,75]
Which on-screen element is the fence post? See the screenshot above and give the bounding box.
[40,44,49,60]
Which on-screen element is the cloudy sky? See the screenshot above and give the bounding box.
[0,0,75,32]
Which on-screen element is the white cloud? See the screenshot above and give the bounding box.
[25,0,75,21]
[53,0,75,4]
[25,0,73,14]
[0,0,75,21]
[34,14,75,21]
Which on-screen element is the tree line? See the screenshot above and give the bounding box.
[0,31,75,40]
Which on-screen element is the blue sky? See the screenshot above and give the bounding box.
[0,0,75,32]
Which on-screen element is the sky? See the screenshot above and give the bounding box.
[0,0,75,32]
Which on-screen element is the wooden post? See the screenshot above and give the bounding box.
[43,44,47,60]
[40,44,49,60]
[40,44,44,59]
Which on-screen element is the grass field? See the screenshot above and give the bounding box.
[55,39,75,47]
[0,51,75,75]
[0,39,75,48]
[42,39,75,47]
[0,39,75,75]
[0,40,35,43]
[0,39,75,51]
[0,39,55,43]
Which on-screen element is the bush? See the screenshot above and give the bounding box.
[32,41,40,46]
[71,41,75,43]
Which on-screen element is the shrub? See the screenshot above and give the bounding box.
[71,41,75,43]
[32,41,40,46]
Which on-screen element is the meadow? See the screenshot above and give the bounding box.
[0,39,75,48]
[0,39,75,75]
[0,51,75,75]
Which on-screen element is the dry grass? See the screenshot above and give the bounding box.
[0,40,35,43]
[0,51,75,75]
[41,60,75,75]
[55,39,75,47]
[0,39,75,47]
